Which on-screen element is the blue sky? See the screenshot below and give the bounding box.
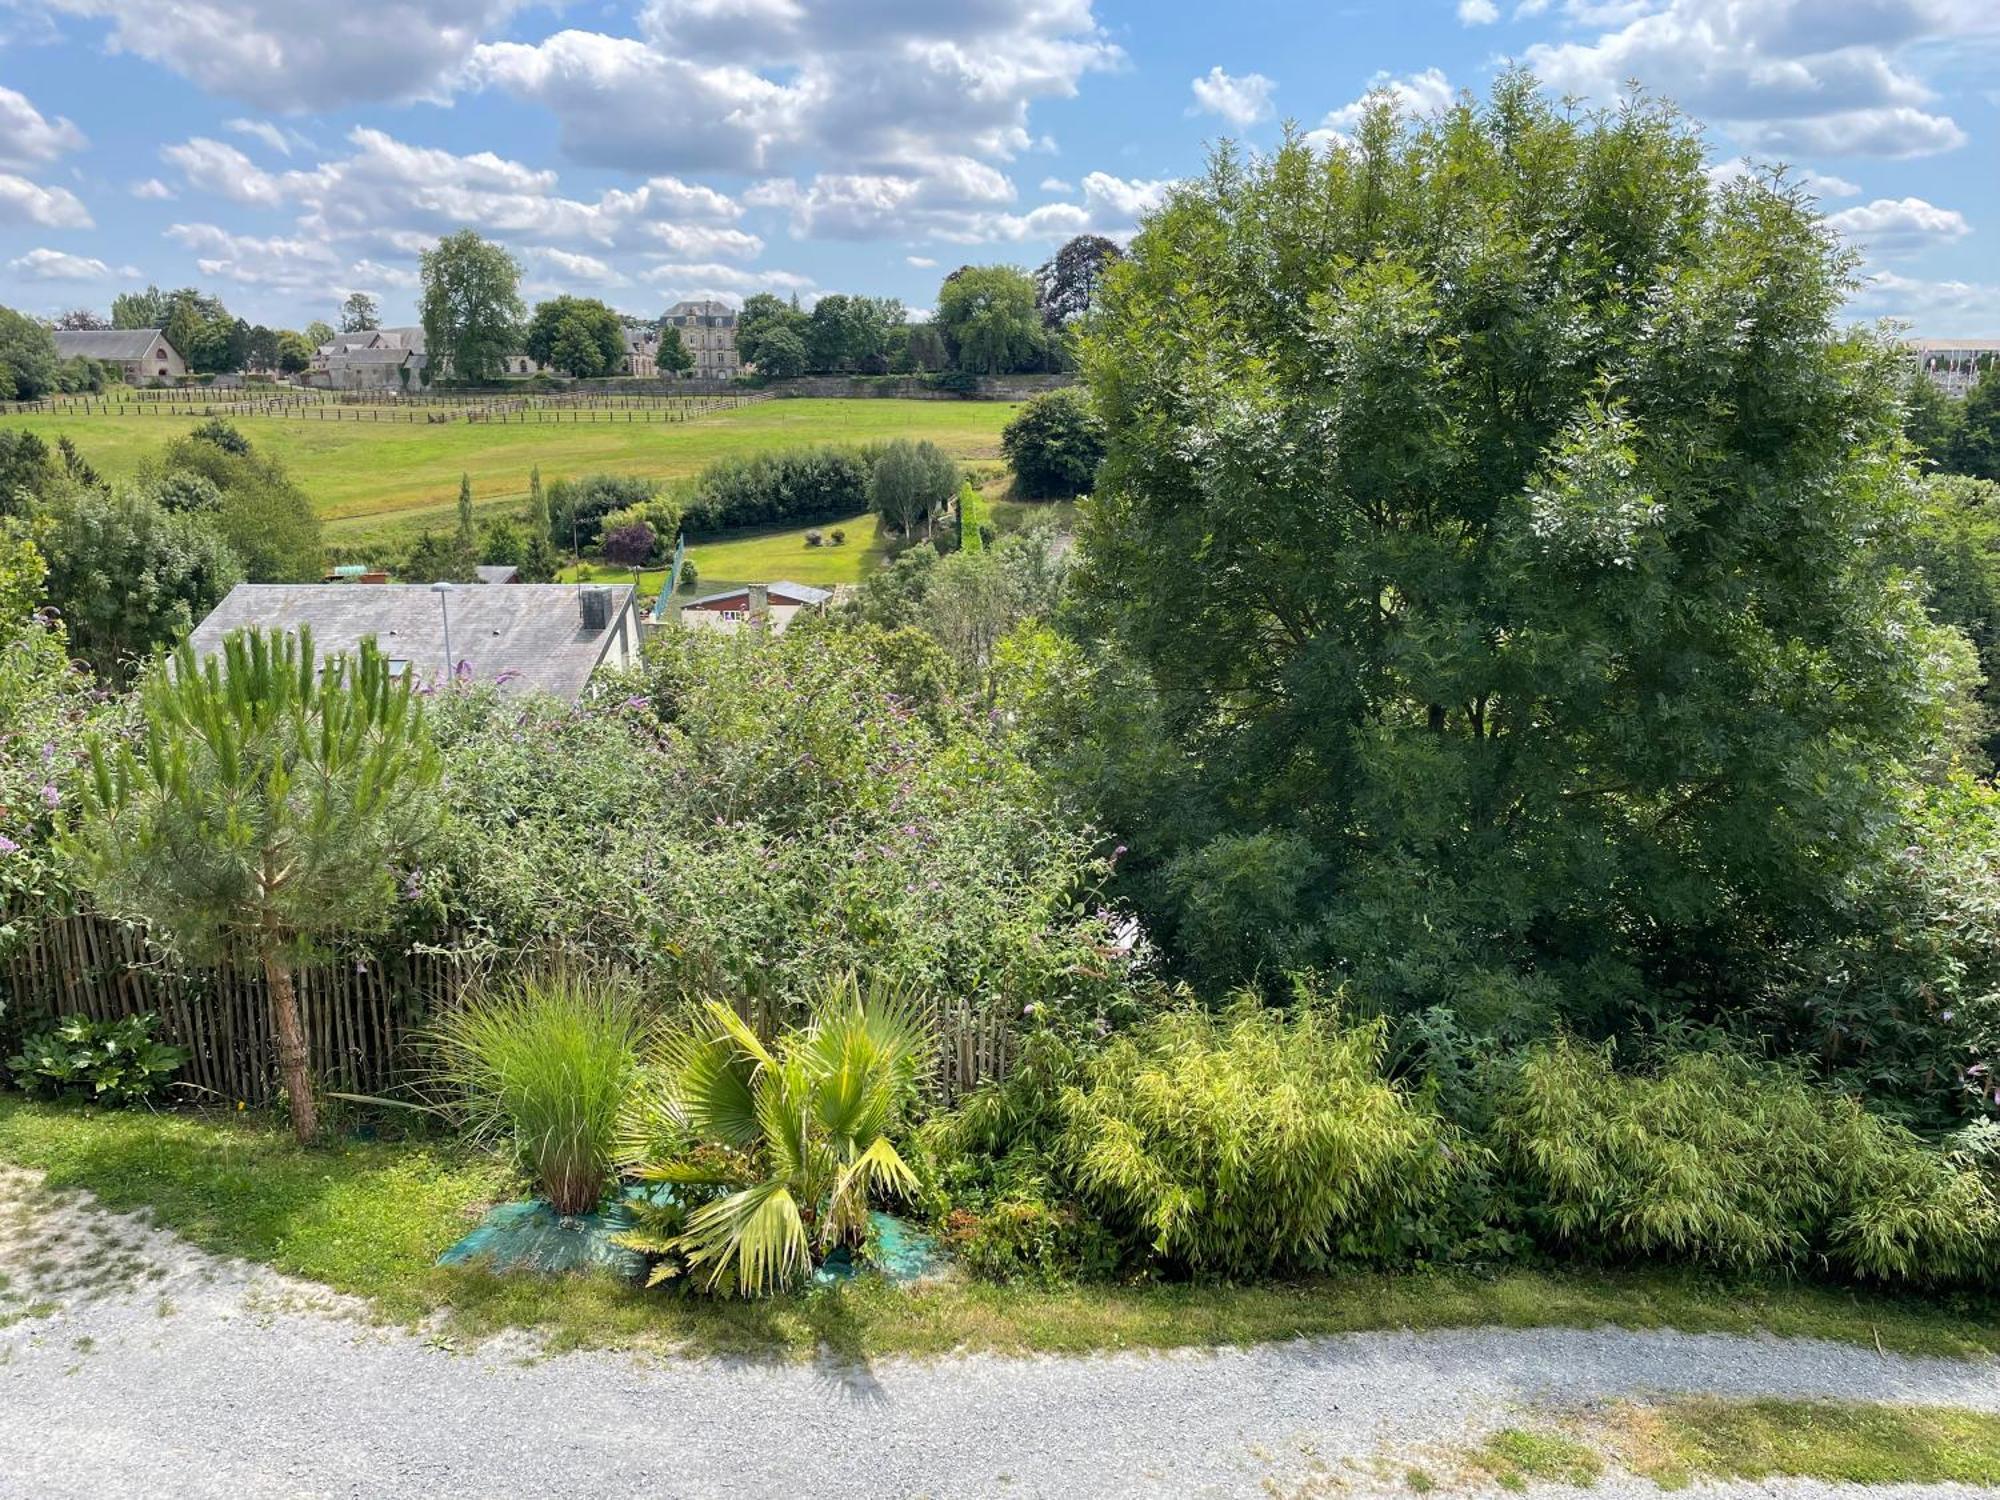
[0,0,1994,332]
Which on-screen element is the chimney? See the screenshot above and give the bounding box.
[748,583,769,628]
[578,585,612,632]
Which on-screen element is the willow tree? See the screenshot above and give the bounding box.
[1077,71,1976,1036]
[65,628,441,1141]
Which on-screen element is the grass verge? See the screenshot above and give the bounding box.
[2,1095,1997,1363]
[1607,1398,2000,1487]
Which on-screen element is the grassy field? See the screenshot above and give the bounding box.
[4,1095,1997,1363]
[0,398,1021,552]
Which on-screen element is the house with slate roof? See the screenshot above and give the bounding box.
[187,583,640,700]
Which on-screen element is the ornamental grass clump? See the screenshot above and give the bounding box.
[430,976,642,1216]
[1495,1039,2000,1285]
[1055,1002,1464,1277]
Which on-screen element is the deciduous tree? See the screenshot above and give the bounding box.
[419,231,524,386]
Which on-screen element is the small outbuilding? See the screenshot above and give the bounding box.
[676,581,832,634]
[50,328,188,384]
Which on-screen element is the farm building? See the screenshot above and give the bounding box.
[186,583,640,700]
[50,328,188,384]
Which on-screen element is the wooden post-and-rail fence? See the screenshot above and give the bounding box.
[1,909,1015,1107]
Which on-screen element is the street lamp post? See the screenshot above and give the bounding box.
[432,580,455,687]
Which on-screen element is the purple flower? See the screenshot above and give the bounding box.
[39,784,59,809]
[623,694,649,709]
[0,835,19,855]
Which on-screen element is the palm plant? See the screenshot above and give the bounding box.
[620,973,929,1296]
[430,975,642,1215]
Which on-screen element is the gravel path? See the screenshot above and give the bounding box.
[4,1166,1998,1500]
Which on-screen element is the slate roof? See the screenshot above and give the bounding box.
[475,565,519,585]
[327,347,415,365]
[51,329,179,362]
[186,583,635,702]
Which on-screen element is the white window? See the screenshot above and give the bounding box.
[720,609,744,622]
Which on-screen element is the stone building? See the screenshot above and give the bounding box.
[663,300,741,378]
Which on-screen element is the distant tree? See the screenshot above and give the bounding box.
[734,292,805,366]
[656,325,695,376]
[37,485,242,677]
[807,294,905,372]
[750,325,808,378]
[1901,473,2000,768]
[868,439,958,540]
[419,230,524,386]
[65,627,442,1142]
[548,473,661,555]
[159,425,323,582]
[401,529,478,583]
[456,472,476,553]
[111,286,171,330]
[276,331,313,374]
[55,435,96,488]
[338,291,380,333]
[54,308,108,331]
[0,306,61,399]
[902,323,947,373]
[1035,235,1123,326]
[245,324,282,373]
[602,521,658,587]
[303,319,336,349]
[1949,368,2000,482]
[936,266,1046,374]
[0,430,55,513]
[516,466,560,581]
[1001,385,1106,497]
[524,295,623,378]
[478,517,526,569]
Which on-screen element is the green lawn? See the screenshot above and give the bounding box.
[0,398,1022,551]
[1606,1399,2000,1488]
[565,510,892,596]
[4,1095,1997,1363]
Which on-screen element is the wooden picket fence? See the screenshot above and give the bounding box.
[1,907,1014,1107]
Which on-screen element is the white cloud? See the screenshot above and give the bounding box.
[1317,67,1455,140]
[906,255,938,268]
[161,138,287,207]
[640,261,813,291]
[165,221,339,289]
[8,246,114,280]
[1188,66,1276,128]
[1849,267,2000,330]
[527,247,629,287]
[1524,0,1996,159]
[466,4,1120,211]
[0,86,84,170]
[226,118,311,157]
[1800,169,1863,199]
[1824,195,1972,256]
[1039,176,1074,193]
[0,173,90,229]
[1457,0,1500,23]
[40,0,535,111]
[130,177,176,201]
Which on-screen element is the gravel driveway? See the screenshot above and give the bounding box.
[4,1166,1997,1500]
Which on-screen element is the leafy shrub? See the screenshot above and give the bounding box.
[1054,1001,1463,1276]
[7,1012,187,1106]
[938,1189,1118,1287]
[1494,1040,2000,1284]
[805,528,824,547]
[548,473,662,553]
[682,446,870,533]
[428,976,641,1215]
[1000,385,1105,498]
[830,527,846,546]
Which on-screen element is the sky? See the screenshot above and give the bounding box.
[0,0,1994,333]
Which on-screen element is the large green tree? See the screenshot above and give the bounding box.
[937,266,1046,374]
[66,629,441,1141]
[0,307,60,400]
[524,295,624,378]
[868,439,958,540]
[156,423,323,582]
[1075,74,1976,1038]
[1948,367,2000,481]
[419,230,525,386]
[36,484,242,677]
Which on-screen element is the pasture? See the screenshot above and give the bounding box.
[0,395,1022,552]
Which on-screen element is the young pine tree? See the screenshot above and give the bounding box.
[64,628,441,1142]
[456,472,476,553]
